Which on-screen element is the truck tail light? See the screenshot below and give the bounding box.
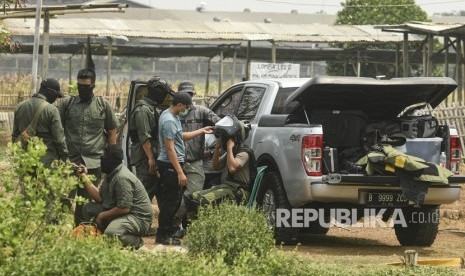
[302,134,323,176]
[450,135,461,175]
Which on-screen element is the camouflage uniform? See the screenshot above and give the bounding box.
[83,164,153,248]
[186,151,251,217]
[12,93,68,167]
[59,95,118,225]
[128,96,160,202]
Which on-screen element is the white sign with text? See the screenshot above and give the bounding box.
[250,62,300,79]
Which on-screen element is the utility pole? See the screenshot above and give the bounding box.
[31,0,43,96]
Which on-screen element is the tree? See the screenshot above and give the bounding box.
[327,0,428,78]
[0,22,11,53]
[1,0,23,53]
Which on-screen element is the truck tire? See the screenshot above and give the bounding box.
[257,170,299,245]
[299,203,330,235]
[300,223,330,235]
[394,206,439,246]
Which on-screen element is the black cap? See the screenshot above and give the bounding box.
[40,78,64,97]
[173,91,193,106]
[147,76,173,94]
[178,80,195,96]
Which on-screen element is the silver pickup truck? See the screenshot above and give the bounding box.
[123,77,464,246]
[207,76,464,246]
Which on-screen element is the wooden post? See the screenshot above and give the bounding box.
[106,37,113,98]
[271,40,276,63]
[395,44,400,77]
[231,48,237,85]
[423,44,427,77]
[219,48,224,94]
[459,38,465,102]
[246,41,251,80]
[444,36,449,77]
[205,58,211,97]
[42,10,50,79]
[404,250,418,268]
[427,34,434,77]
[343,60,347,76]
[31,0,43,96]
[68,56,72,94]
[457,37,463,102]
[81,47,85,69]
[403,32,409,77]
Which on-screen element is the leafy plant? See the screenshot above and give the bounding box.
[0,236,456,275]
[184,201,275,265]
[328,0,429,78]
[0,137,79,264]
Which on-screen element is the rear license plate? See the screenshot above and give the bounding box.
[366,192,409,207]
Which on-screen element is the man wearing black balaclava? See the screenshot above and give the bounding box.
[78,145,153,249]
[58,68,119,226]
[12,78,68,167]
[128,76,173,204]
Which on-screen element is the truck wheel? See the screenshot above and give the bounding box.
[299,203,330,235]
[257,170,299,245]
[394,206,439,246]
[300,224,330,235]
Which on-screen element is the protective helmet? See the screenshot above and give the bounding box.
[146,76,174,103]
[147,76,173,94]
[214,115,250,143]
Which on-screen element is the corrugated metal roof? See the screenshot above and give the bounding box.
[380,21,465,36]
[3,17,423,43]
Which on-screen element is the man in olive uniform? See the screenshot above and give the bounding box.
[173,80,220,238]
[185,117,256,218]
[128,77,172,202]
[59,68,119,226]
[12,78,68,167]
[78,145,153,249]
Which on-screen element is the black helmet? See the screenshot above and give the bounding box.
[146,76,174,103]
[214,115,250,143]
[147,76,173,94]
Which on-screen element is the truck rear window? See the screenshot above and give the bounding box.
[271,87,299,114]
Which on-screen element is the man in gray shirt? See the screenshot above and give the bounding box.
[174,81,220,237]
[156,91,213,246]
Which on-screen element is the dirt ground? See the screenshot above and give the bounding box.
[142,185,465,270]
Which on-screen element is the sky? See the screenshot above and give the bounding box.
[137,0,465,15]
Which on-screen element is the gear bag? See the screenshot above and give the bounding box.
[310,110,367,150]
[363,120,407,148]
[399,115,438,138]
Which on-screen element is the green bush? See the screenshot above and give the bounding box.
[0,236,231,276]
[0,138,79,263]
[184,201,275,265]
[0,238,456,276]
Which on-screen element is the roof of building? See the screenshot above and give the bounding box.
[380,21,465,36]
[4,15,422,44]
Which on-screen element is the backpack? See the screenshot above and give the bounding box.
[128,101,160,154]
[363,120,407,149]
